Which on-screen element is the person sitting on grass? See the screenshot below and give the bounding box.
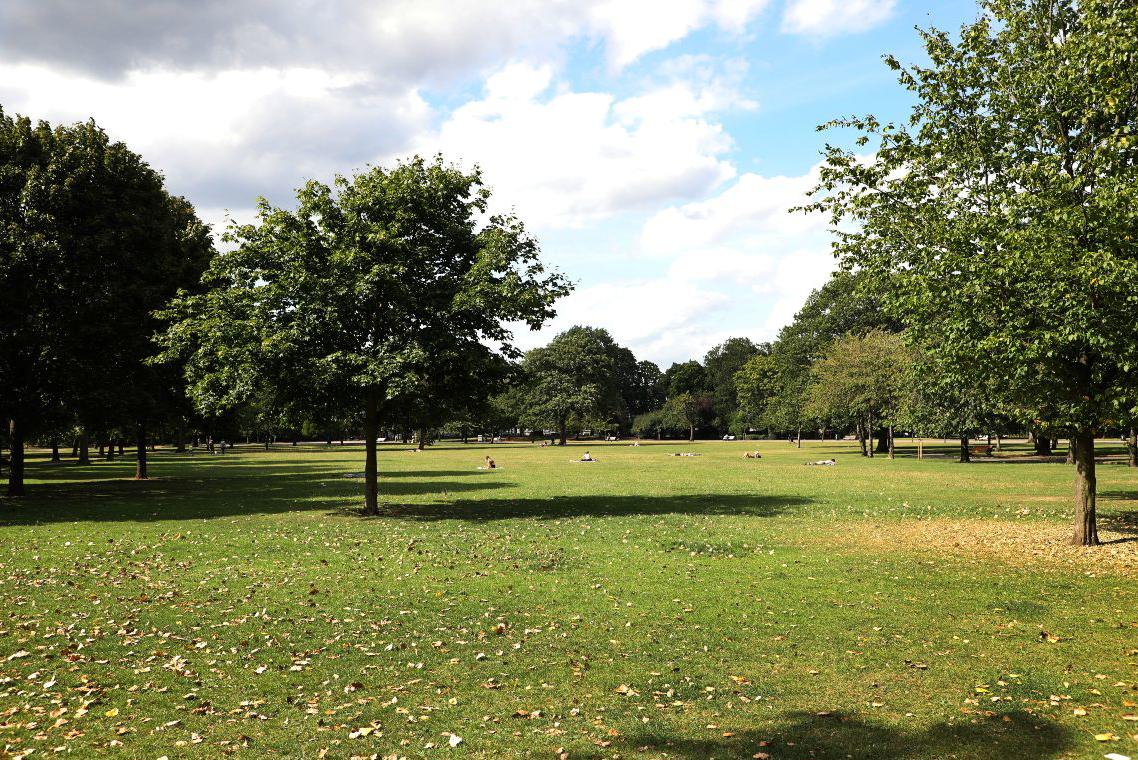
[743,451,761,459]
[484,455,496,470]
[580,451,594,462]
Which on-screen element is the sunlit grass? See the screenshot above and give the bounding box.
[1,438,1135,759]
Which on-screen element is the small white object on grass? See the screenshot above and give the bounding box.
[448,734,463,747]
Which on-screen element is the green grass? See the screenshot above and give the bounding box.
[1,439,1136,759]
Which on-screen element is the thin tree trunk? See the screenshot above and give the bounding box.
[6,417,25,497]
[688,424,695,442]
[559,425,567,446]
[887,425,894,460]
[417,427,427,451]
[1128,428,1137,468]
[71,438,79,458]
[959,434,970,463]
[796,427,802,449]
[135,423,148,480]
[106,438,116,461]
[363,389,379,516]
[77,431,91,465]
[1071,431,1099,546]
[1065,439,1075,465]
[117,440,124,456]
[857,422,867,456]
[866,416,875,458]
[51,438,60,463]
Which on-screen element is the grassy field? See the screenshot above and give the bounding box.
[1,438,1136,760]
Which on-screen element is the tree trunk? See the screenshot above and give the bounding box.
[106,438,116,461]
[688,424,695,442]
[559,425,567,446]
[118,440,124,456]
[71,437,79,458]
[1033,433,1052,456]
[1128,428,1137,468]
[1071,431,1099,546]
[959,434,970,463]
[995,433,1002,452]
[887,425,894,460]
[135,423,148,480]
[6,417,26,497]
[856,422,867,456]
[866,416,875,458]
[796,427,802,449]
[175,424,186,453]
[77,432,91,465]
[51,438,60,463]
[363,389,379,516]
[417,427,427,451]
[874,428,889,454]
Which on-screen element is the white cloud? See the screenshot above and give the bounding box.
[781,0,898,37]
[0,62,431,210]
[415,61,751,229]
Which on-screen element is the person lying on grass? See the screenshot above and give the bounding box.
[742,451,762,459]
[672,452,701,457]
[804,459,837,466]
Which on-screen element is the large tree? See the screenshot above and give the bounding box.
[519,326,628,444]
[162,156,567,514]
[703,337,765,432]
[805,0,1138,544]
[1,111,211,495]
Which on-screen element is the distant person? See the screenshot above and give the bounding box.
[743,451,761,459]
[484,455,496,469]
[220,440,228,455]
[580,451,594,462]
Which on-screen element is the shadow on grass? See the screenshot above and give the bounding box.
[1,453,808,525]
[375,493,810,522]
[577,710,1073,760]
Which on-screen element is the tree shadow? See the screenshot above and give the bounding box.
[0,468,510,526]
[577,710,1073,760]
[377,493,810,522]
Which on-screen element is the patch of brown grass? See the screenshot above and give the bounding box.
[809,518,1138,576]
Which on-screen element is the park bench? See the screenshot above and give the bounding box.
[969,445,994,456]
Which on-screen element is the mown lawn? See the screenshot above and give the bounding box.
[1,438,1136,759]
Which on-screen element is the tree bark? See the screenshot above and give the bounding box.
[51,438,60,463]
[887,425,894,460]
[6,417,26,497]
[1128,428,1137,468]
[106,438,116,461]
[1033,433,1052,456]
[856,422,867,456]
[175,424,186,453]
[363,389,379,516]
[958,434,970,463]
[866,416,875,458]
[796,427,802,449]
[874,427,889,454]
[135,423,149,480]
[1071,431,1099,546]
[688,424,695,442]
[559,425,567,446]
[417,427,428,451]
[77,431,91,465]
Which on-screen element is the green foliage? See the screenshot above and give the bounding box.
[703,337,766,430]
[803,330,912,434]
[519,326,628,441]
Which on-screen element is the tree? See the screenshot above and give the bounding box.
[162,156,568,514]
[519,327,627,444]
[803,331,912,458]
[703,338,765,432]
[664,360,708,398]
[1,110,211,496]
[663,392,713,442]
[805,0,1138,544]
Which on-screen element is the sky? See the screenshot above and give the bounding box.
[0,0,980,367]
